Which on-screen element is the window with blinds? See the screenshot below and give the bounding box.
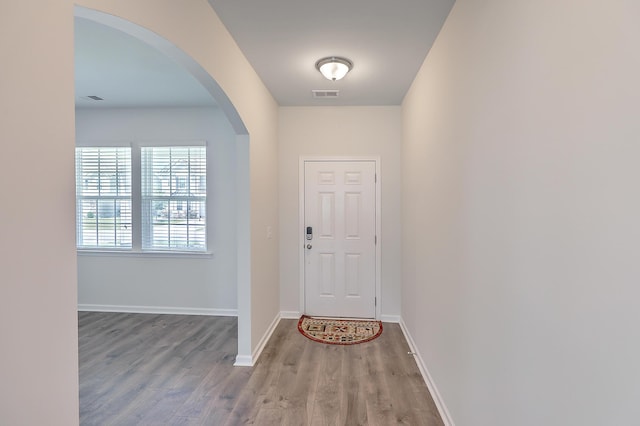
[141,146,207,251]
[75,147,132,248]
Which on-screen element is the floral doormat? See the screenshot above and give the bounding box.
[297,315,383,345]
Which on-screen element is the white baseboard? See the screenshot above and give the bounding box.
[280,311,301,319]
[233,354,253,367]
[399,318,455,426]
[234,311,282,367]
[380,314,401,323]
[78,304,238,317]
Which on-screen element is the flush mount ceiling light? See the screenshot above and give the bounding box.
[315,56,353,81]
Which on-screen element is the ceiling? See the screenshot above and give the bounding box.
[75,0,455,108]
[209,0,455,106]
[75,17,216,109]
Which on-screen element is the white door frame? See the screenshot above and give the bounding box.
[299,156,381,319]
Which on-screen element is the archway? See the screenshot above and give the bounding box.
[74,5,251,362]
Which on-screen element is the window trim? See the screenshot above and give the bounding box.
[75,146,133,250]
[141,145,207,251]
[77,249,213,258]
[75,140,211,257]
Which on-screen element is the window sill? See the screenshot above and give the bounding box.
[77,249,213,259]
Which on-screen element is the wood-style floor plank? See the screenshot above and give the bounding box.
[79,312,444,425]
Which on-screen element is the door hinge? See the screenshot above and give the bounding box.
[375,235,377,245]
[375,297,377,307]
[375,173,377,183]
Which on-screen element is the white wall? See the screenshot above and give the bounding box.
[279,106,402,319]
[402,0,640,425]
[75,107,237,312]
[0,3,79,425]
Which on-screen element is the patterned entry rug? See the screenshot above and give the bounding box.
[297,315,383,345]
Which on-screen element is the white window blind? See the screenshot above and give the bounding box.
[141,146,206,251]
[75,147,132,248]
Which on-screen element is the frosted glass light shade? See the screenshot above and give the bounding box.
[316,57,353,81]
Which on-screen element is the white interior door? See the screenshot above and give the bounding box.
[304,160,376,318]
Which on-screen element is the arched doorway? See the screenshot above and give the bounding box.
[74,5,251,362]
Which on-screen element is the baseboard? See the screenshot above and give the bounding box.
[78,304,238,317]
[399,318,455,426]
[234,311,281,367]
[250,311,281,365]
[280,311,301,319]
[233,355,253,367]
[380,314,401,323]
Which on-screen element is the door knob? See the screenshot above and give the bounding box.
[306,244,312,249]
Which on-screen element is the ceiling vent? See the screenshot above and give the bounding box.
[312,89,339,99]
[84,95,104,101]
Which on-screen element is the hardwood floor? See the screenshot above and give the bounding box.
[79,312,444,425]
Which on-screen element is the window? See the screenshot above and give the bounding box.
[75,144,207,253]
[75,147,132,248]
[141,146,207,250]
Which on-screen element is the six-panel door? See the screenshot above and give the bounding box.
[304,161,376,318]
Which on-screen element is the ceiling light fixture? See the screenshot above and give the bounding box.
[315,56,353,81]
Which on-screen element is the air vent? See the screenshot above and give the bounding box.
[84,95,104,101]
[312,89,339,99]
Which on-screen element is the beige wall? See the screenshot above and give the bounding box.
[279,106,402,318]
[1,1,280,422]
[402,0,640,425]
[0,2,79,424]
